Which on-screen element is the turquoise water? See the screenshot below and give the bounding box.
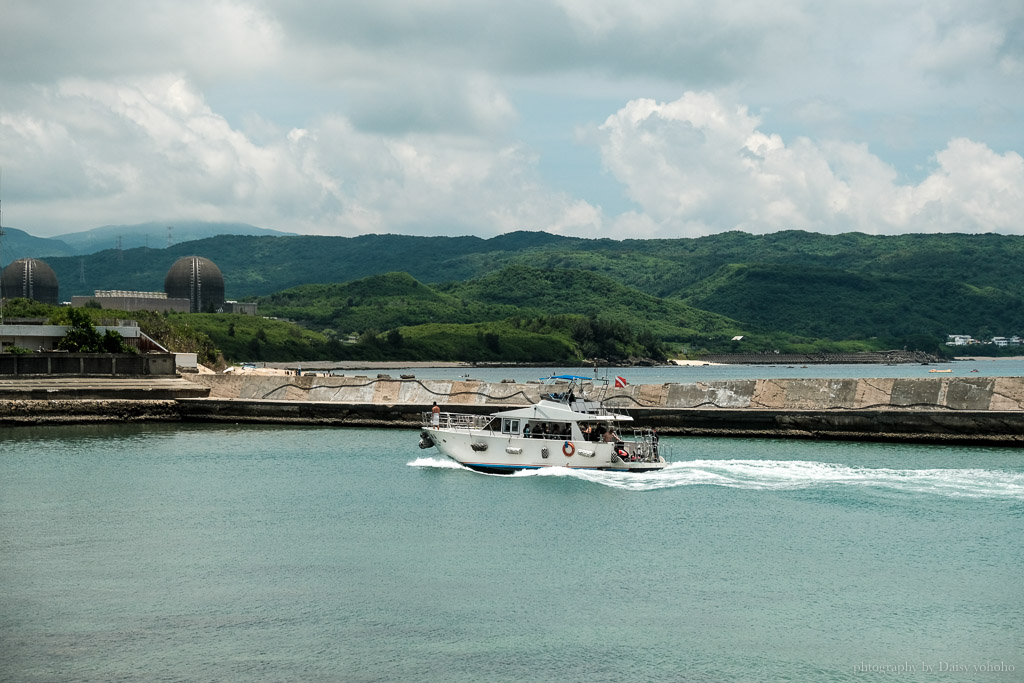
[1,424,1022,681]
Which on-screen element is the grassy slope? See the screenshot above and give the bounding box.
[29,229,1024,351]
[682,263,1024,341]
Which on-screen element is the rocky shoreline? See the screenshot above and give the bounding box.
[0,399,182,426]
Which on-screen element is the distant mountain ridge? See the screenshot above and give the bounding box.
[53,221,295,254]
[12,227,1024,350]
[0,227,76,261]
[3,220,296,260]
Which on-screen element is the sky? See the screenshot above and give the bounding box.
[1,0,1023,240]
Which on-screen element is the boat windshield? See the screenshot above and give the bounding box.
[539,374,607,404]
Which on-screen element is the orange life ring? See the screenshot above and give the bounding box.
[562,441,575,457]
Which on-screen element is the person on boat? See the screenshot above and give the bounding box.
[602,428,619,443]
[431,401,440,427]
[523,423,531,438]
[582,424,594,441]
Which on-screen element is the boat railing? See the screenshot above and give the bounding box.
[422,411,492,431]
[612,428,662,463]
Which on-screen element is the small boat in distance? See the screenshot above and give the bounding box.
[418,375,667,474]
[929,368,953,373]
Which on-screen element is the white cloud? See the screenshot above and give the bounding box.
[0,76,599,238]
[594,92,1024,236]
[1,1,1022,240]
[910,138,1024,231]
[911,20,1006,80]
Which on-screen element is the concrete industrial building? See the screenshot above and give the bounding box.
[0,318,167,353]
[219,300,258,315]
[1,258,60,305]
[71,290,191,313]
[5,253,254,316]
[164,256,225,313]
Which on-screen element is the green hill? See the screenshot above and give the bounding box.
[16,228,1024,353]
[257,272,519,332]
[683,263,1024,343]
[257,268,795,360]
[0,227,76,261]
[438,265,741,341]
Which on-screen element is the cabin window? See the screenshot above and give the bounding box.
[501,418,520,434]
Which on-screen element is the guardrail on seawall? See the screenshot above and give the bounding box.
[0,353,177,377]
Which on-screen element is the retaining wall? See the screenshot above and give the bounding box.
[190,374,1024,412]
[180,374,1024,443]
[5,374,1023,442]
[0,353,177,377]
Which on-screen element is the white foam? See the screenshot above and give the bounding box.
[425,458,1024,498]
[699,460,1021,498]
[407,456,465,469]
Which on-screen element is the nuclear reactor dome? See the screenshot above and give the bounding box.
[164,256,225,313]
[1,258,60,305]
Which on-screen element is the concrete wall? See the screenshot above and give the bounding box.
[70,295,190,313]
[179,374,1024,442]
[0,353,179,377]
[191,374,1024,412]
[0,323,144,352]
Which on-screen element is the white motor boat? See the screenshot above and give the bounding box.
[418,375,666,474]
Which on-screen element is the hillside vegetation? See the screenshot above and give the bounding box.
[18,229,1024,356]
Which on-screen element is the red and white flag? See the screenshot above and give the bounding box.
[614,375,628,388]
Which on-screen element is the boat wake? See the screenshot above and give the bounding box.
[407,456,466,470]
[408,457,1024,499]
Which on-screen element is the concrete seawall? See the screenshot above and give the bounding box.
[4,374,1024,443]
[177,374,1024,444]
[188,374,1024,412]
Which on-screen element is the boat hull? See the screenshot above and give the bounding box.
[425,428,666,474]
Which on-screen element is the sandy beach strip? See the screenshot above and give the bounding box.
[671,359,724,366]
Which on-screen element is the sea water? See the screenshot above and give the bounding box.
[1,424,1021,682]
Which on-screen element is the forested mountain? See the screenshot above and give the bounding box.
[39,229,1024,298]
[437,266,738,341]
[682,264,1024,342]
[0,227,75,260]
[19,229,1024,353]
[258,272,510,332]
[257,269,756,359]
[53,221,295,255]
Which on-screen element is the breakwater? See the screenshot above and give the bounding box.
[187,373,1024,412]
[697,350,937,365]
[0,399,182,426]
[177,374,1024,444]
[4,374,1024,443]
